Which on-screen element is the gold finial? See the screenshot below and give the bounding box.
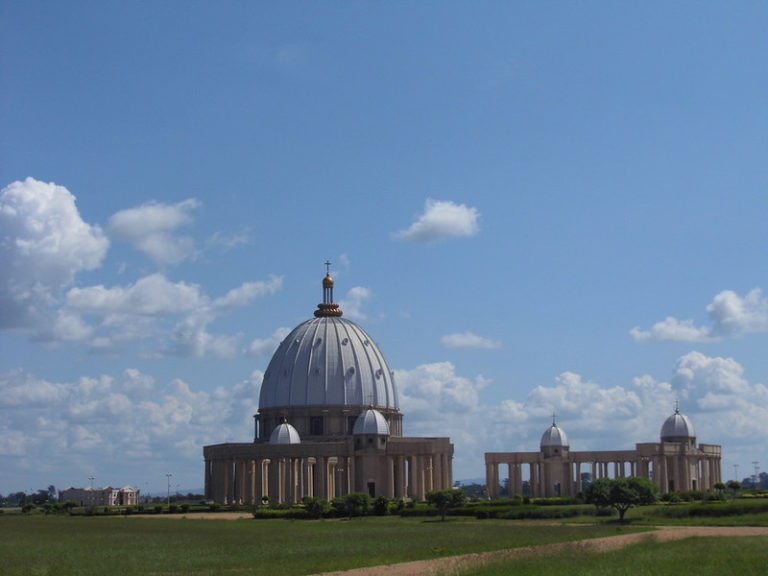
[315,261,343,317]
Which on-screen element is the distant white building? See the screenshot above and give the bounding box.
[59,486,139,506]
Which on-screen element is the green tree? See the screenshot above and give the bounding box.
[426,489,466,521]
[584,477,658,522]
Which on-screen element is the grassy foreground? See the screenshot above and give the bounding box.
[458,536,768,576]
[0,515,637,576]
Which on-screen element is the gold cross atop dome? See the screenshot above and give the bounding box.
[315,262,343,317]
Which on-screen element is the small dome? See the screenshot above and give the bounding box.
[540,422,569,448]
[270,422,301,444]
[353,409,390,436]
[323,274,334,288]
[660,408,696,442]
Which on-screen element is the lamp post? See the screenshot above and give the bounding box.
[166,474,172,507]
[88,476,95,490]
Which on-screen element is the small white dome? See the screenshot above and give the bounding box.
[353,409,390,436]
[540,422,569,448]
[660,408,696,441]
[270,422,301,444]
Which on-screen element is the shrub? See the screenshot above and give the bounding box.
[373,496,390,516]
[333,493,372,518]
[302,496,330,519]
[252,507,310,520]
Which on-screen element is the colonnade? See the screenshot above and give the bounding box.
[204,451,453,504]
[485,448,722,498]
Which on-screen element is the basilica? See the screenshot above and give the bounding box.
[203,270,454,504]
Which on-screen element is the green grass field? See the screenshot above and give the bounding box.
[0,515,638,576]
[2,510,766,576]
[457,537,768,576]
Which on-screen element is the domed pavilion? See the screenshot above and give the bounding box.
[485,406,721,498]
[203,269,453,504]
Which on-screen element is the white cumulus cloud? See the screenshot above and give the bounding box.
[108,199,201,266]
[0,367,265,490]
[441,331,501,349]
[247,327,291,358]
[707,288,768,335]
[630,317,713,343]
[0,178,109,330]
[395,199,480,242]
[631,288,768,343]
[60,275,282,355]
[66,274,207,317]
[340,286,372,321]
[212,276,283,311]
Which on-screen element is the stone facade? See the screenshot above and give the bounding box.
[204,434,453,504]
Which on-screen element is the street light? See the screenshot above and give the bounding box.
[166,474,172,507]
[88,476,95,490]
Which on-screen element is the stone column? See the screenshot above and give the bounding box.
[433,455,443,491]
[204,460,212,501]
[409,456,421,500]
[315,456,327,501]
[234,460,245,504]
[268,458,282,504]
[244,460,254,504]
[345,456,354,496]
[254,459,264,503]
[385,456,394,498]
[486,461,499,499]
[398,456,408,499]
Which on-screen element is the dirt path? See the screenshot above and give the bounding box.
[313,526,768,576]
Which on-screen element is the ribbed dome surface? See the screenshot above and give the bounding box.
[259,316,398,410]
[353,409,390,436]
[660,409,696,441]
[269,422,301,444]
[540,423,569,448]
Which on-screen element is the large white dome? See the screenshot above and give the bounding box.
[258,272,398,411]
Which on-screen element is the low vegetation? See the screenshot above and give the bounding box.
[0,515,638,576]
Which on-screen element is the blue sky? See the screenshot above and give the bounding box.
[1,1,767,494]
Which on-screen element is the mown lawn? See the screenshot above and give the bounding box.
[0,515,639,576]
[457,536,768,576]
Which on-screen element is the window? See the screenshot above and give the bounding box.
[310,416,324,436]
